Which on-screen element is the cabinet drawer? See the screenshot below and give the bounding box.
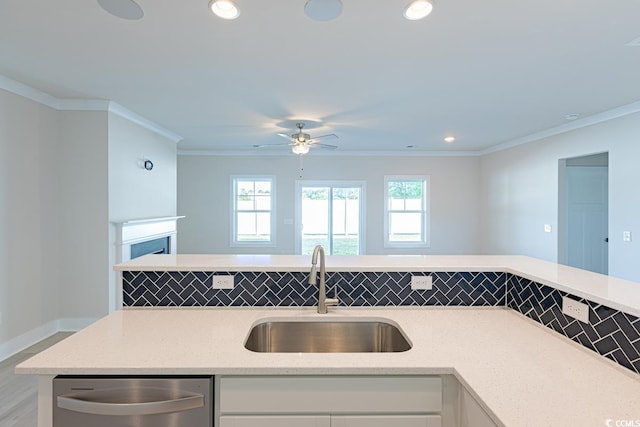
[219,376,442,414]
[332,415,441,427]
[220,415,330,427]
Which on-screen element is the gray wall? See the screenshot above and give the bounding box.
[0,87,177,358]
[480,111,640,282]
[177,155,481,255]
[0,89,61,346]
[107,112,178,311]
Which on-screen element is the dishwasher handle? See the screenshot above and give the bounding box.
[57,393,204,416]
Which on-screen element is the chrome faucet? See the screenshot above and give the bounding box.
[309,245,339,314]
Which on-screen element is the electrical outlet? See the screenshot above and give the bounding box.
[623,231,632,242]
[212,275,235,289]
[411,275,433,290]
[562,297,589,324]
[544,224,552,233]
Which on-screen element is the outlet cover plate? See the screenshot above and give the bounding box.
[562,296,589,323]
[411,275,433,290]
[212,275,235,289]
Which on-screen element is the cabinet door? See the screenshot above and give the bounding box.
[220,415,330,427]
[331,415,442,427]
[460,389,499,427]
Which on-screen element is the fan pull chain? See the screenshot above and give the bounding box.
[298,154,304,179]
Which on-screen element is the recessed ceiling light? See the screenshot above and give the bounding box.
[97,0,144,20]
[404,0,433,20]
[444,136,455,143]
[305,0,343,22]
[565,113,580,121]
[209,0,240,20]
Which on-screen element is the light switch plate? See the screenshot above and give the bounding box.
[212,275,235,289]
[623,231,632,242]
[544,224,552,233]
[562,296,589,323]
[411,275,433,290]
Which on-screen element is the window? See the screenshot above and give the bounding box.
[295,181,365,255]
[231,176,275,246]
[384,176,429,247]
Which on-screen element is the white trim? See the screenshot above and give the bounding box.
[0,317,98,362]
[178,149,483,157]
[108,102,183,143]
[0,75,63,109]
[384,175,431,249]
[479,100,640,155]
[0,74,183,143]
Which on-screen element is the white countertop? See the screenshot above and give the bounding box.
[114,254,640,317]
[16,307,640,426]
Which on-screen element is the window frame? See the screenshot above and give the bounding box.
[230,175,276,247]
[383,175,430,248]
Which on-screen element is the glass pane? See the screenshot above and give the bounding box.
[255,195,271,210]
[237,212,256,238]
[255,212,271,240]
[236,196,254,211]
[332,188,360,255]
[302,235,330,255]
[236,181,255,196]
[387,180,423,210]
[301,187,329,255]
[389,212,423,242]
[237,212,271,242]
[254,181,271,195]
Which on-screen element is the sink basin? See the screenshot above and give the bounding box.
[244,319,412,353]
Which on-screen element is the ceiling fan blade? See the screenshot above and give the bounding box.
[277,133,293,140]
[311,143,338,150]
[253,143,291,148]
[311,133,338,141]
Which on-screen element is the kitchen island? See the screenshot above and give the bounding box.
[16,255,640,426]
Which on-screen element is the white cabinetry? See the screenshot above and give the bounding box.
[220,415,329,427]
[459,388,499,427]
[332,415,442,427]
[218,376,443,427]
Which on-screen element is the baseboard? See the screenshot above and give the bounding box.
[0,317,98,362]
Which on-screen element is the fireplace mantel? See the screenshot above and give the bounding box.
[114,216,184,262]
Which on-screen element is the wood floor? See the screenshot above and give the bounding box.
[0,333,73,427]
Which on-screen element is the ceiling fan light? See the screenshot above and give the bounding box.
[292,144,310,155]
[404,0,433,20]
[209,0,240,19]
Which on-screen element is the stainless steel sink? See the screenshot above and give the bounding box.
[244,319,412,353]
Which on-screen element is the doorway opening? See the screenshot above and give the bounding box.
[558,152,609,274]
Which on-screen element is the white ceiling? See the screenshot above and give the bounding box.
[1,0,640,154]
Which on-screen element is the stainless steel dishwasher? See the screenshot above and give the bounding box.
[53,376,213,426]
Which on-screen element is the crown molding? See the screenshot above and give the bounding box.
[177,149,482,157]
[0,74,182,143]
[480,100,640,155]
[108,102,183,143]
[0,74,62,109]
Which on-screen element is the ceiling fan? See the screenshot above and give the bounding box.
[253,122,339,154]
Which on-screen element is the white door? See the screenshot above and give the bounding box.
[295,181,365,255]
[566,166,608,274]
